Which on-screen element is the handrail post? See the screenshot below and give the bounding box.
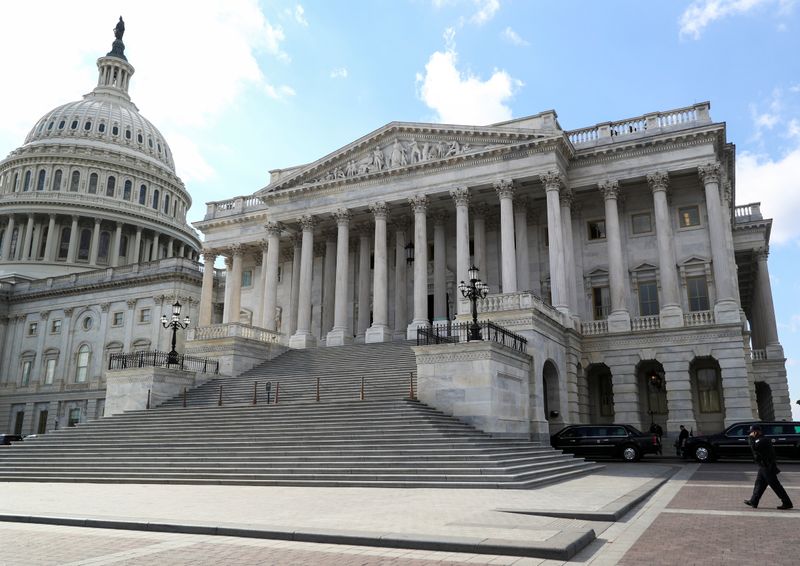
[253,381,258,405]
[182,387,187,408]
[316,377,320,402]
[409,371,415,400]
[218,384,223,406]
[275,382,280,404]
[146,389,151,410]
[360,376,365,401]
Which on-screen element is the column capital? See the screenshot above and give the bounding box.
[333,208,351,226]
[646,171,670,193]
[264,221,282,237]
[228,243,243,257]
[94,217,102,226]
[258,238,269,252]
[559,188,574,208]
[71,215,81,223]
[48,213,56,220]
[299,215,315,232]
[698,162,721,184]
[408,194,429,213]
[431,210,448,225]
[100,303,110,312]
[470,202,491,218]
[514,196,529,212]
[39,310,50,320]
[126,299,138,309]
[64,307,74,317]
[539,170,563,191]
[201,248,217,262]
[449,186,470,207]
[369,201,389,220]
[599,179,620,200]
[755,246,770,262]
[493,178,515,199]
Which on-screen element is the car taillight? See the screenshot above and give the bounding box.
[652,435,658,445]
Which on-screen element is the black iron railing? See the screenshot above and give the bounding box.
[108,351,219,374]
[416,321,527,353]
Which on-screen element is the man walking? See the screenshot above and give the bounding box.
[744,424,793,510]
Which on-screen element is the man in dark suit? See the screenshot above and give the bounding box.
[744,424,793,510]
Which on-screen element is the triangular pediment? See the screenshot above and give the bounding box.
[681,256,710,266]
[257,120,561,196]
[630,262,658,273]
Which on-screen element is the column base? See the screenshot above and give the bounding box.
[407,320,430,341]
[325,328,353,347]
[659,305,684,329]
[607,310,631,333]
[714,300,740,324]
[288,332,317,349]
[365,324,392,343]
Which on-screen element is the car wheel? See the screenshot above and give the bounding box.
[621,445,641,462]
[693,445,714,462]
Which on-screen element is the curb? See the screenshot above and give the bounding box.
[0,513,595,561]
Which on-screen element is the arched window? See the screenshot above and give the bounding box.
[52,169,62,191]
[152,189,160,210]
[125,128,131,140]
[13,172,18,192]
[71,119,78,129]
[36,169,46,191]
[106,176,116,197]
[138,184,147,205]
[70,171,80,191]
[137,132,143,144]
[78,228,91,261]
[38,227,48,258]
[47,121,54,131]
[98,231,111,263]
[58,227,70,259]
[23,170,31,191]
[112,125,119,136]
[9,228,19,257]
[84,121,92,131]
[163,193,170,214]
[123,180,132,200]
[119,235,129,258]
[98,123,106,133]
[88,173,98,194]
[58,120,65,130]
[75,345,90,383]
[148,137,153,149]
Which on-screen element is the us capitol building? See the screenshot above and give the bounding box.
[1,22,790,441]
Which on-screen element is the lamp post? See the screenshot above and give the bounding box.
[458,265,489,340]
[161,300,190,365]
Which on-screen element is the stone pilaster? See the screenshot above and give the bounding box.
[355,223,372,342]
[540,171,569,317]
[647,171,683,328]
[289,215,316,348]
[393,215,410,339]
[559,189,578,320]
[599,179,631,332]
[450,187,471,314]
[366,202,392,343]
[198,250,216,326]
[327,209,353,346]
[407,194,430,339]
[494,179,517,293]
[321,229,337,338]
[514,197,530,291]
[431,210,448,324]
[263,222,282,332]
[471,203,489,289]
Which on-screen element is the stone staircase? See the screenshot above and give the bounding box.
[0,342,601,488]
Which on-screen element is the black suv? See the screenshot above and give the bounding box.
[684,421,800,462]
[551,424,661,462]
[0,434,23,445]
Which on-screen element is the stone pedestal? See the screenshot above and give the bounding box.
[185,331,287,377]
[365,325,392,343]
[326,329,354,347]
[607,310,631,333]
[659,305,684,329]
[104,367,200,416]
[413,341,532,438]
[288,333,317,349]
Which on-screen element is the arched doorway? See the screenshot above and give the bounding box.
[637,360,667,432]
[755,381,775,421]
[542,360,561,427]
[690,357,725,434]
[586,364,614,424]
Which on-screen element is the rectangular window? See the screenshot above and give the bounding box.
[592,286,610,320]
[28,322,38,336]
[678,205,700,228]
[697,368,722,412]
[21,361,32,386]
[588,220,606,240]
[112,312,124,326]
[51,319,62,334]
[686,276,710,311]
[242,270,253,288]
[638,281,659,316]
[45,359,56,385]
[631,212,653,235]
[68,408,81,427]
[139,308,151,324]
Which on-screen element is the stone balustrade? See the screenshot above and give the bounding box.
[459,291,564,325]
[751,349,767,361]
[734,202,763,223]
[204,195,267,220]
[631,315,660,331]
[188,322,281,343]
[581,320,608,335]
[684,310,714,326]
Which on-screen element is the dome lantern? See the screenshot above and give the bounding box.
[93,17,134,102]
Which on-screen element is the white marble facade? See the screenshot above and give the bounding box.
[196,103,789,436]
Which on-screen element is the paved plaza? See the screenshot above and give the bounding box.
[0,460,797,564]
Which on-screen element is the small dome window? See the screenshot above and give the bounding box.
[70,120,78,129]
[157,142,162,153]
[137,132,143,144]
[37,124,44,134]
[112,125,119,136]
[58,120,65,130]
[82,317,93,331]
[84,121,92,131]
[125,128,131,140]
[47,121,54,130]
[98,123,106,133]
[148,137,153,149]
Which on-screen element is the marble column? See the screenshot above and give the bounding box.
[290,215,316,348]
[167,238,174,258]
[432,211,448,324]
[150,232,160,262]
[327,209,353,346]
[288,235,302,336]
[559,189,578,319]
[407,195,430,339]
[222,256,233,323]
[698,162,740,323]
[471,204,489,289]
[540,171,569,317]
[110,222,122,267]
[262,222,282,332]
[251,242,267,327]
[67,216,79,263]
[599,179,631,332]
[132,226,142,264]
[450,187,470,314]
[393,216,410,339]
[514,197,530,291]
[756,248,783,357]
[43,214,57,262]
[22,214,35,260]
[89,218,101,265]
[647,171,683,328]
[226,245,244,325]
[366,202,391,343]
[1,215,14,259]
[321,230,337,339]
[199,250,216,326]
[494,179,517,293]
[355,224,372,342]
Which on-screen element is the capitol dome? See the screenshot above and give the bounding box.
[0,20,200,280]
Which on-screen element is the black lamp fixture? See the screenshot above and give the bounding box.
[405,241,415,264]
[161,300,190,365]
[458,264,489,340]
[648,370,664,390]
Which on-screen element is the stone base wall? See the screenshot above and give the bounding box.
[185,336,288,377]
[104,367,200,416]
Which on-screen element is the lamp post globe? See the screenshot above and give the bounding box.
[161,300,190,365]
[459,265,489,341]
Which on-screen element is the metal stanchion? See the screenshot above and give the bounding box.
[275,382,280,404]
[409,371,415,400]
[316,377,320,402]
[360,376,365,401]
[146,389,151,409]
[218,384,223,406]
[182,387,187,408]
[253,381,258,405]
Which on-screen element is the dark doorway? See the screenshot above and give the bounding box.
[37,410,48,435]
[13,412,24,435]
[755,382,775,421]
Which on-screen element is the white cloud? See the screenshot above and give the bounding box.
[502,27,529,46]
[416,29,521,125]
[788,119,800,138]
[264,84,296,100]
[294,5,308,27]
[330,67,349,79]
[737,147,800,244]
[165,132,216,183]
[471,0,501,25]
[679,0,773,39]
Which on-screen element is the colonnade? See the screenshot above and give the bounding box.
[197,163,749,346]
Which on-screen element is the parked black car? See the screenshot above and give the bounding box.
[683,421,800,462]
[551,424,661,462]
[0,434,23,445]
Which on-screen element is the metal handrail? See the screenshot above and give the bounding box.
[416,320,527,353]
[108,351,219,374]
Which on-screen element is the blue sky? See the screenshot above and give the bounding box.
[1,0,799,417]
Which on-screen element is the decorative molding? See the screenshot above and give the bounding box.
[493,178,515,199]
[264,221,282,237]
[698,162,721,185]
[646,171,669,193]
[599,179,620,200]
[540,170,563,191]
[449,186,470,207]
[558,189,573,209]
[408,194,429,214]
[333,208,351,226]
[369,202,389,220]
[299,215,315,232]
